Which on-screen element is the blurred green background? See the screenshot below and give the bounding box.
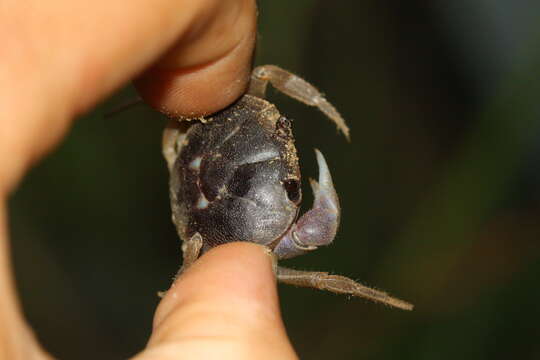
[8,1,540,359]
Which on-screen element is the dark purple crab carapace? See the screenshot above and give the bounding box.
[162,65,412,310]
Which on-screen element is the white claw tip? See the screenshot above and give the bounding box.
[314,149,332,185]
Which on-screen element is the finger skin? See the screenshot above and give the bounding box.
[134,243,298,360]
[135,0,257,117]
[0,0,257,193]
[0,201,53,360]
[0,0,265,358]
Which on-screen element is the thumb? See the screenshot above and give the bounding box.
[133,242,298,360]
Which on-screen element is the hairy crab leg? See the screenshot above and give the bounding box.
[277,266,413,311]
[248,65,350,140]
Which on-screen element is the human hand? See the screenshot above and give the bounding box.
[0,0,298,358]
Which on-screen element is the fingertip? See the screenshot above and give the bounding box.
[134,0,257,117]
[135,37,254,117]
[154,242,277,327]
[148,242,296,359]
[146,242,297,358]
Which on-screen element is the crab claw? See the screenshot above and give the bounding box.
[274,149,340,259]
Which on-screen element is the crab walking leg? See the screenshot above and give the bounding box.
[181,232,204,269]
[274,149,340,259]
[248,65,350,140]
[162,120,187,172]
[277,267,414,311]
[158,233,203,297]
[163,123,203,274]
[177,233,203,276]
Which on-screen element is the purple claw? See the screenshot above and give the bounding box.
[274,149,340,259]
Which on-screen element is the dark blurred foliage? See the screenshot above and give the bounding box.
[8,1,540,359]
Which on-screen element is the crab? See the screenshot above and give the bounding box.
[162,65,413,310]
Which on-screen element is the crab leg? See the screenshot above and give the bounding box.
[158,232,203,298]
[162,120,188,172]
[277,267,413,310]
[248,65,350,140]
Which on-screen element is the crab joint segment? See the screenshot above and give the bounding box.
[277,267,414,311]
[162,120,188,172]
[248,65,350,140]
[274,149,340,259]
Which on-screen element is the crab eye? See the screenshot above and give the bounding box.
[283,179,300,203]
